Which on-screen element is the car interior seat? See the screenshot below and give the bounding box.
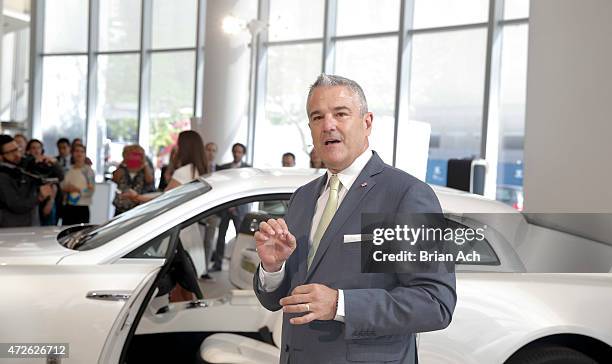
[200,312,282,364]
[228,212,282,289]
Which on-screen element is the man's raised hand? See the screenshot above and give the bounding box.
[255,218,296,272]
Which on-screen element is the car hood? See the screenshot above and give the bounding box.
[0,226,77,265]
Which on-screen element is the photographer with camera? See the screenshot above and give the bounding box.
[0,135,54,227]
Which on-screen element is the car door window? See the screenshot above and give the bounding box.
[59,180,211,251]
[145,195,290,289]
[124,233,172,259]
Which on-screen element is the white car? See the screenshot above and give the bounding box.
[0,168,610,364]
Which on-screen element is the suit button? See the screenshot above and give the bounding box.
[285,344,289,352]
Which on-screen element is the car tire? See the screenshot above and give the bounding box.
[506,345,597,364]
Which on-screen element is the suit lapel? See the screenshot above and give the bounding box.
[305,153,385,282]
[294,174,328,283]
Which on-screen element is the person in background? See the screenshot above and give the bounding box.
[167,131,211,279]
[213,142,251,272]
[71,138,93,166]
[56,138,71,173]
[24,139,42,156]
[0,135,53,227]
[112,144,155,216]
[135,130,212,280]
[25,139,63,177]
[61,144,95,225]
[25,139,62,225]
[202,141,220,278]
[309,147,325,168]
[54,138,71,225]
[124,133,213,304]
[165,130,210,189]
[218,143,251,170]
[204,142,219,173]
[282,152,296,167]
[13,134,27,153]
[137,129,210,198]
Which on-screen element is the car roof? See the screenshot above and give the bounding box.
[203,167,517,214]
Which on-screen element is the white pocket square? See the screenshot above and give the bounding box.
[343,234,373,243]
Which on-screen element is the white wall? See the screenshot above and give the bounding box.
[524,0,612,213]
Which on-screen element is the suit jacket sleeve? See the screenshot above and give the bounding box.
[253,188,300,311]
[343,182,457,339]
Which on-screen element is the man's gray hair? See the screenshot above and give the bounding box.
[307,74,368,116]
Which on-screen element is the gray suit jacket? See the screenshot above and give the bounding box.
[254,152,456,364]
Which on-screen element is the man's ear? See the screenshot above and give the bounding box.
[364,112,373,135]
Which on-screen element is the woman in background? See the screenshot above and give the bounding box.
[112,144,155,216]
[61,144,95,225]
[166,130,211,281]
[71,139,93,166]
[13,134,27,153]
[130,131,212,282]
[165,130,209,189]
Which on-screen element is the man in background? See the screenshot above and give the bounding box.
[282,152,296,167]
[56,138,71,173]
[218,143,250,170]
[0,135,53,227]
[205,142,219,173]
[213,142,251,271]
[201,142,220,278]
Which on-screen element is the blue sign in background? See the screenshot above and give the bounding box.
[426,159,523,187]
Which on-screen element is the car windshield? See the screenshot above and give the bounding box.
[59,179,212,251]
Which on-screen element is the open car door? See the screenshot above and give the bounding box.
[97,228,180,364]
[0,254,171,364]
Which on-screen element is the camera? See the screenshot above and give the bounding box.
[20,155,62,184]
[0,159,59,186]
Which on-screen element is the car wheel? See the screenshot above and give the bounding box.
[506,345,597,364]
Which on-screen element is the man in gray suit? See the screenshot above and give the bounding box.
[253,74,456,363]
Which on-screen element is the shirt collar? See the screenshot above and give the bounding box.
[324,147,372,192]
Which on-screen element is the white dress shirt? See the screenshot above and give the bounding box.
[259,147,373,322]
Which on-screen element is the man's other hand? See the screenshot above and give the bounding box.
[280,284,339,325]
[255,218,296,272]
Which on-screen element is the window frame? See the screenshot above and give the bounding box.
[253,0,530,201]
[29,0,207,178]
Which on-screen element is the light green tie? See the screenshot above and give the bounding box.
[308,174,341,269]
